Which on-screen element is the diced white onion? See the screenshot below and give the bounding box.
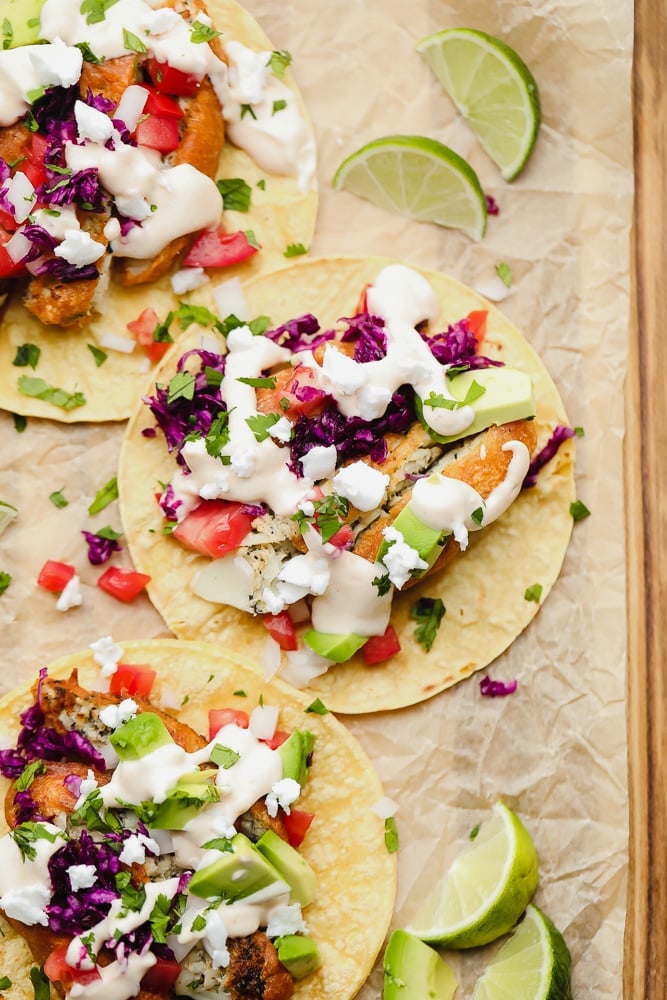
[6,230,31,263]
[158,687,181,710]
[114,84,149,132]
[213,276,250,321]
[281,648,333,688]
[371,796,398,819]
[97,331,136,354]
[262,636,282,681]
[170,267,209,295]
[473,273,513,303]
[249,703,279,739]
[191,555,254,611]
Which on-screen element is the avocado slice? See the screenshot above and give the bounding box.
[188,832,285,901]
[375,503,447,571]
[146,781,220,831]
[255,829,317,906]
[3,0,46,47]
[383,929,457,1000]
[109,712,174,761]
[278,730,315,786]
[275,935,321,979]
[303,629,367,663]
[415,365,535,445]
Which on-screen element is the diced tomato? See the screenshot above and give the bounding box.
[354,283,371,315]
[134,113,180,154]
[255,365,325,420]
[466,309,488,347]
[127,307,170,363]
[283,808,315,848]
[328,524,354,550]
[109,663,157,697]
[209,708,249,739]
[183,226,259,269]
[0,209,18,233]
[362,624,401,665]
[0,231,26,278]
[44,946,101,990]
[262,611,298,651]
[172,500,254,559]
[37,560,76,593]
[20,133,49,190]
[141,958,182,993]
[21,159,46,189]
[261,730,290,750]
[28,133,49,162]
[145,59,201,97]
[97,566,151,602]
[140,85,185,119]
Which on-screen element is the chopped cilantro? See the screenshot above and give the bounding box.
[12,822,63,862]
[244,229,260,249]
[204,411,230,458]
[272,99,287,115]
[202,836,234,852]
[469,823,481,841]
[175,302,225,334]
[267,49,292,79]
[574,426,585,437]
[384,816,399,854]
[18,376,86,411]
[495,262,513,287]
[29,966,49,1000]
[191,913,207,932]
[284,242,308,258]
[524,583,543,603]
[148,893,173,943]
[181,694,189,706]
[257,178,266,190]
[26,86,45,104]
[246,412,280,442]
[49,488,68,509]
[24,110,39,133]
[570,500,591,522]
[237,375,277,389]
[372,572,391,597]
[88,477,118,515]
[410,597,445,652]
[70,789,122,833]
[16,761,46,792]
[115,870,146,914]
[80,0,121,25]
[234,689,247,697]
[191,20,222,43]
[216,177,252,213]
[95,525,122,541]
[87,343,108,367]
[471,506,484,526]
[12,343,40,370]
[305,698,329,715]
[240,103,257,120]
[210,744,240,769]
[293,493,349,544]
[2,19,12,50]
[168,371,197,404]
[12,414,26,432]
[75,41,105,64]
[122,28,147,53]
[0,976,11,990]
[0,572,10,596]
[279,397,290,411]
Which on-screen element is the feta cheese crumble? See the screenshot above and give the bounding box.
[381,526,428,589]
[333,460,389,512]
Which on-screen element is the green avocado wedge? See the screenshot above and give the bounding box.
[303,629,368,663]
[2,0,46,47]
[383,929,458,1000]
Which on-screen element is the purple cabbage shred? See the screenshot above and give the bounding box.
[264,313,334,353]
[340,312,387,362]
[421,317,502,371]
[145,349,226,456]
[485,194,500,216]
[34,257,100,283]
[82,530,122,566]
[523,425,576,489]
[480,675,518,697]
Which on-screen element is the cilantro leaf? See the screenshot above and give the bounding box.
[0,976,12,990]
[246,412,280,442]
[12,343,40,369]
[0,572,10,596]
[18,376,86,411]
[190,20,222,43]
[204,411,230,458]
[570,500,591,522]
[284,243,308,258]
[49,488,68,509]
[29,967,49,1000]
[267,49,292,79]
[122,28,147,53]
[384,816,399,854]
[272,99,287,115]
[410,597,445,652]
[75,41,105,64]
[216,177,252,213]
[210,744,240,769]
[524,583,543,603]
[16,761,46,792]
[292,493,349,544]
[2,19,13,50]
[12,414,26,433]
[88,477,118,515]
[237,376,276,389]
[305,698,329,715]
[87,343,108,367]
[372,573,391,596]
[240,103,257,120]
[495,262,513,287]
[80,0,121,26]
[168,371,196,404]
[471,506,484,526]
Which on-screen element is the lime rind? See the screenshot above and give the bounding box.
[406,802,538,948]
[417,27,541,181]
[473,905,573,1000]
[332,134,487,240]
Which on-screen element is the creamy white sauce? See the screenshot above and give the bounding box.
[99,741,211,807]
[310,550,393,636]
[68,953,157,1000]
[0,41,82,126]
[0,824,64,926]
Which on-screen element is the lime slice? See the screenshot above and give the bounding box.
[332,135,487,240]
[0,501,17,537]
[416,28,541,181]
[473,904,573,1000]
[406,801,538,948]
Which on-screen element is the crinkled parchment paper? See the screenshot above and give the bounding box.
[0,0,631,994]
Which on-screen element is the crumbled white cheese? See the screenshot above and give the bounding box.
[262,587,286,616]
[268,416,293,443]
[356,382,392,421]
[56,574,83,612]
[321,345,365,395]
[99,698,138,730]
[300,445,337,481]
[75,769,99,809]
[30,37,82,90]
[278,553,329,596]
[1,884,50,926]
[333,460,389,512]
[89,635,123,676]
[199,472,231,499]
[230,449,256,478]
[54,230,105,267]
[74,99,115,144]
[265,777,301,817]
[67,864,97,891]
[115,192,152,221]
[170,266,209,295]
[119,832,160,866]
[266,902,306,938]
[371,796,398,819]
[203,908,230,969]
[381,526,428,589]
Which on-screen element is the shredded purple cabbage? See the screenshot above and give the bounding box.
[340,312,387,362]
[0,184,16,219]
[158,482,183,520]
[83,89,115,115]
[31,85,79,135]
[523,425,576,489]
[34,256,100,283]
[421,317,502,371]
[47,830,124,934]
[82,530,123,566]
[145,349,226,455]
[13,790,39,824]
[289,385,415,473]
[0,159,10,184]
[19,224,58,263]
[264,313,334,353]
[485,194,500,216]
[479,675,517,697]
[42,167,108,213]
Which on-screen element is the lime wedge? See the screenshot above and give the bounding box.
[406,801,538,948]
[0,501,17,537]
[332,135,487,240]
[473,904,573,1000]
[417,28,541,181]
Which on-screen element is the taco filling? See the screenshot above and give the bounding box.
[0,667,324,1000]
[0,0,316,329]
[134,262,572,686]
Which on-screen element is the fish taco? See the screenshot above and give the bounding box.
[0,0,317,422]
[119,256,576,713]
[0,638,395,999]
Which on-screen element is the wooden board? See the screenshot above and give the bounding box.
[625,2,666,995]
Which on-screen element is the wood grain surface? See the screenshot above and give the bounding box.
[625,2,666,996]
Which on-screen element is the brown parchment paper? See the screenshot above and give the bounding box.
[0,0,632,996]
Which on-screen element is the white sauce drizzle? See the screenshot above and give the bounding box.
[310,550,393,636]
